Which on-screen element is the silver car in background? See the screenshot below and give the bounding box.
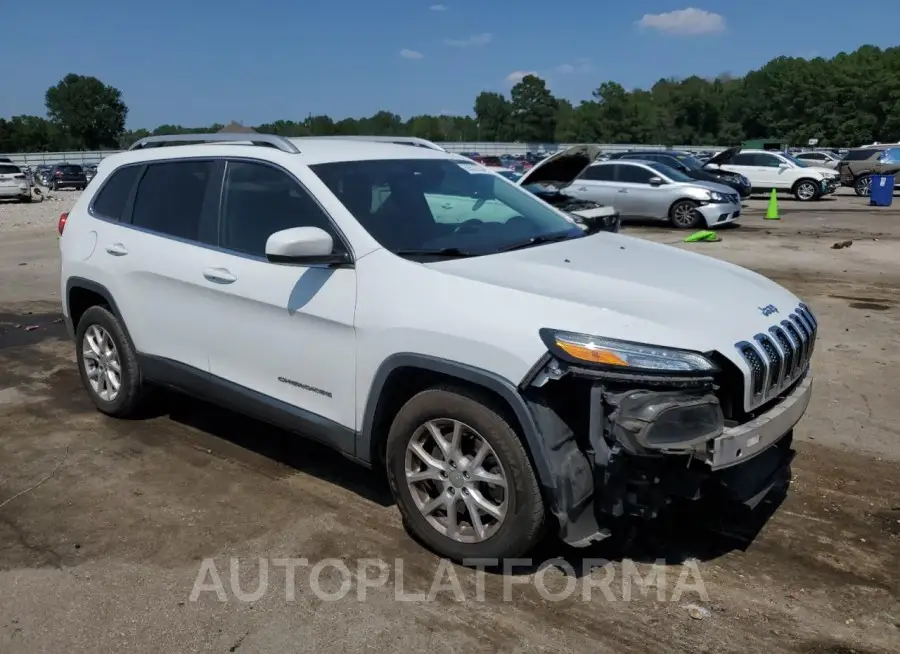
[563,160,742,229]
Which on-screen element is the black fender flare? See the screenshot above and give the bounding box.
[64,277,129,341]
[359,353,555,491]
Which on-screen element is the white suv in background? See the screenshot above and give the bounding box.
[705,148,840,201]
[0,162,33,202]
[59,133,817,562]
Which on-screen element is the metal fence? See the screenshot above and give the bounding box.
[0,142,727,167]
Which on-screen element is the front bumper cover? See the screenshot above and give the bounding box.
[522,359,810,548]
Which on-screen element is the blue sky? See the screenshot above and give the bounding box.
[1,1,897,129]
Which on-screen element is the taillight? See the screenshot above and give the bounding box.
[55,171,62,177]
[58,212,68,235]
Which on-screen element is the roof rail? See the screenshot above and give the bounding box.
[129,133,300,154]
[294,135,447,152]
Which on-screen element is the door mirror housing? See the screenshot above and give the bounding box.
[265,227,351,266]
[778,162,790,168]
[648,176,665,186]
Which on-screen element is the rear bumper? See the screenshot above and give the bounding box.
[0,186,29,198]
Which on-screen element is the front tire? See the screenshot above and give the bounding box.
[854,174,872,197]
[792,179,820,202]
[386,387,545,562]
[669,200,704,229]
[75,305,146,418]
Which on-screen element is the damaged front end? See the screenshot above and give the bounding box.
[520,332,804,548]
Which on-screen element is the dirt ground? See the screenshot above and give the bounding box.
[0,188,898,654]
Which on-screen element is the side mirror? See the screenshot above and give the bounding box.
[648,176,665,186]
[778,163,790,168]
[265,227,351,266]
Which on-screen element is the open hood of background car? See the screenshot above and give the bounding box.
[517,145,604,189]
[704,146,741,167]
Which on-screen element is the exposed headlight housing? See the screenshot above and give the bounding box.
[539,329,717,374]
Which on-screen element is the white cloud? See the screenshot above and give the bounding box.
[400,49,424,59]
[444,33,492,47]
[429,4,447,10]
[556,58,592,74]
[636,8,726,36]
[505,70,538,84]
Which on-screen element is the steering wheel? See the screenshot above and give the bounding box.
[452,219,484,234]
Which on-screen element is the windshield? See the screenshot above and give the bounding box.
[648,162,694,183]
[310,158,583,257]
[495,169,522,182]
[779,153,809,167]
[674,154,705,169]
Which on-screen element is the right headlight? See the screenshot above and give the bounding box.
[539,329,717,373]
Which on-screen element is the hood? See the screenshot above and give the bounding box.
[425,233,800,356]
[704,146,741,167]
[802,165,838,177]
[690,179,741,194]
[517,145,603,188]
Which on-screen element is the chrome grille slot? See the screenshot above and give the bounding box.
[735,304,818,411]
[771,326,796,379]
[782,321,804,372]
[781,321,802,375]
[737,342,765,397]
[755,334,783,391]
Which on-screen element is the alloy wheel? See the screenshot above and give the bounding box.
[797,182,817,200]
[856,176,872,196]
[82,324,122,402]
[672,202,698,228]
[404,418,508,543]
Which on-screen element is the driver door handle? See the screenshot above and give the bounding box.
[440,203,453,210]
[203,267,237,284]
[105,243,128,256]
[617,188,629,194]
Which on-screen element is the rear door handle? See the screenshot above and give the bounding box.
[105,243,128,256]
[618,189,628,193]
[203,267,237,284]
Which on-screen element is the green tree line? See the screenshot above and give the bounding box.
[2,45,899,154]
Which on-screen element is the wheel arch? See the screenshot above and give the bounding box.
[65,277,129,342]
[359,353,555,490]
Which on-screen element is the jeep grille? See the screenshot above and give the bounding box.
[735,304,818,409]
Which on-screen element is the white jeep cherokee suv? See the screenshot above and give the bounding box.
[59,133,817,561]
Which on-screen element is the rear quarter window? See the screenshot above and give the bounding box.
[0,165,21,174]
[91,165,143,221]
[843,149,881,161]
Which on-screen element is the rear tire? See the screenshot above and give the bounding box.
[385,387,545,562]
[792,179,821,202]
[75,305,146,418]
[669,200,704,229]
[854,174,872,197]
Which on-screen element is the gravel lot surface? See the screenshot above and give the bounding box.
[0,188,898,653]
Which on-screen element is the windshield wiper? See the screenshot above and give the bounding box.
[497,232,578,253]
[394,247,476,258]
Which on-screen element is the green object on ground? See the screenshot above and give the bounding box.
[683,230,720,242]
[765,189,780,220]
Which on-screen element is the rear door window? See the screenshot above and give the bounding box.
[91,165,142,221]
[580,165,616,181]
[843,149,881,161]
[130,160,217,243]
[728,153,757,166]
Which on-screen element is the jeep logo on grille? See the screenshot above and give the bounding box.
[759,304,779,317]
